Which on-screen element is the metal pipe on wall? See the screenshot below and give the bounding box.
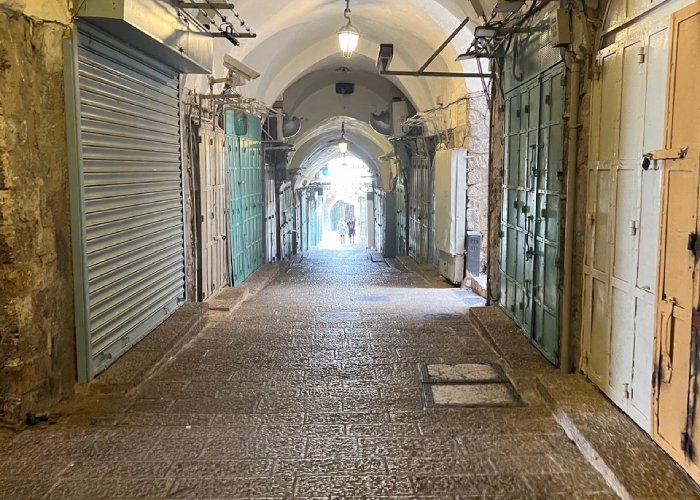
[560,56,582,374]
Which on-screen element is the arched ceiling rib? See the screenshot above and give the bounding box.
[281,61,417,114]
[207,0,498,110]
[289,117,395,191]
[188,1,499,192]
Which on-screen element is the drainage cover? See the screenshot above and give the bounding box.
[424,383,522,408]
[315,312,362,322]
[419,362,523,409]
[422,313,464,321]
[420,363,507,384]
[353,295,390,303]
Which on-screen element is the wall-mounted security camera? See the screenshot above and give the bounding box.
[377,44,394,72]
[223,54,260,81]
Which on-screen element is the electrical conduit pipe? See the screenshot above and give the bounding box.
[560,56,582,374]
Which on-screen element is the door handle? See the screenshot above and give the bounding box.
[660,299,678,384]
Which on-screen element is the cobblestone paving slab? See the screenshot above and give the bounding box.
[2,242,619,498]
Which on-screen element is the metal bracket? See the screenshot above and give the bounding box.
[380,17,492,79]
[644,147,688,161]
[642,147,689,170]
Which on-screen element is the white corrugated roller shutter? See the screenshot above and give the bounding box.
[74,22,186,378]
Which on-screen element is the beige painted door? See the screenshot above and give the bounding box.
[654,1,700,481]
[582,20,669,431]
[199,127,229,300]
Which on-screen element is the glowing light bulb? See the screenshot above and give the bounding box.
[338,22,360,58]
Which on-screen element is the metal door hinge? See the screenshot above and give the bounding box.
[637,47,646,64]
[623,383,630,399]
[692,310,700,335]
[630,220,639,236]
[682,432,695,458]
[688,232,699,258]
[593,61,602,80]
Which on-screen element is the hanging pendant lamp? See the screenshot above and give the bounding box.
[338,121,349,154]
[338,0,360,58]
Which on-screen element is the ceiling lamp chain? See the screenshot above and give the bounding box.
[337,0,360,59]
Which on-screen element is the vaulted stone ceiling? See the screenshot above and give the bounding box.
[202,0,496,186]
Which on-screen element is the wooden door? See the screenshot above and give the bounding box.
[654,1,700,481]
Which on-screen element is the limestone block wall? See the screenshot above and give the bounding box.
[0,0,74,424]
[466,93,490,273]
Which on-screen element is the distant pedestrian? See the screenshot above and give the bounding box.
[347,219,356,244]
[337,219,347,245]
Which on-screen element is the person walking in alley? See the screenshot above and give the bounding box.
[347,219,356,244]
[337,219,347,245]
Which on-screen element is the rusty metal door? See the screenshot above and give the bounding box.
[654,1,700,481]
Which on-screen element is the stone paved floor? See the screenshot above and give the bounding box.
[1,240,618,499]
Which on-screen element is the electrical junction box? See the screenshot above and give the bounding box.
[466,231,482,276]
[549,8,571,47]
[391,99,409,137]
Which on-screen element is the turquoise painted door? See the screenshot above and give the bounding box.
[226,111,264,286]
[499,63,564,365]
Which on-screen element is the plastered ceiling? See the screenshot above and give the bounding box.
[202,0,495,187]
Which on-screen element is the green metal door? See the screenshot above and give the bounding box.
[309,194,317,247]
[396,183,407,256]
[299,192,308,251]
[499,63,564,365]
[226,111,264,285]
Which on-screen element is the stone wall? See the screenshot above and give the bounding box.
[0,0,74,424]
[466,93,490,274]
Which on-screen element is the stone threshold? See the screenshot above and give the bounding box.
[470,306,700,499]
[536,375,700,499]
[394,256,447,285]
[78,302,209,396]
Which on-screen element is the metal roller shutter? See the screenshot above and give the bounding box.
[68,22,186,380]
